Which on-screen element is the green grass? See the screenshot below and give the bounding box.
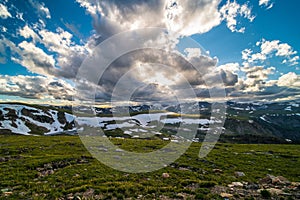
[0,135,299,199]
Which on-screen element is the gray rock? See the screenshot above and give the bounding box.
[234,171,245,177]
[259,174,275,184]
[162,173,170,178]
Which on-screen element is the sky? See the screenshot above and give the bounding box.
[0,0,299,105]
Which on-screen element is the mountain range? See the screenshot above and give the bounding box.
[0,101,299,143]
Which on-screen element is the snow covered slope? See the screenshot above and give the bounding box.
[1,102,300,143]
[0,104,75,135]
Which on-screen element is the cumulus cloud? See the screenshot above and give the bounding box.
[76,0,222,38]
[241,65,275,92]
[2,23,93,79]
[1,33,59,77]
[220,0,255,33]
[0,26,7,33]
[1,0,254,103]
[218,63,240,74]
[95,49,212,101]
[28,0,51,19]
[164,0,222,36]
[19,25,41,43]
[0,75,75,101]
[1,0,297,103]
[260,39,297,57]
[0,3,11,19]
[76,0,256,37]
[277,72,300,87]
[16,12,24,21]
[79,44,239,102]
[221,38,300,99]
[37,28,93,78]
[14,41,56,76]
[259,0,274,10]
[242,39,299,65]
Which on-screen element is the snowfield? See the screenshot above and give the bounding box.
[0,104,75,135]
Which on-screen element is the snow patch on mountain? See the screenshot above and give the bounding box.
[0,104,75,135]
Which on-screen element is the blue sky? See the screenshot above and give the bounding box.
[0,0,299,105]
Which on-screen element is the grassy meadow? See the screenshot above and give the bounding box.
[0,135,299,199]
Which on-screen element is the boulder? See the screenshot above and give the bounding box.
[4,192,13,196]
[259,174,275,184]
[234,171,245,177]
[220,192,233,198]
[213,169,223,173]
[162,173,170,178]
[267,188,283,195]
[232,182,243,187]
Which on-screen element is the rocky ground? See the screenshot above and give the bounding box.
[55,174,300,200]
[212,174,300,200]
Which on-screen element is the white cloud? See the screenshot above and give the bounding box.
[2,23,92,78]
[241,49,252,60]
[76,0,222,37]
[39,5,51,19]
[0,37,22,56]
[289,56,299,66]
[15,41,56,76]
[0,75,75,101]
[242,39,299,65]
[259,0,274,9]
[2,0,297,103]
[0,3,12,19]
[76,0,258,36]
[164,0,221,36]
[218,62,240,74]
[0,26,7,33]
[37,27,93,78]
[259,39,296,57]
[76,0,98,15]
[39,28,74,54]
[19,25,40,43]
[277,72,300,87]
[220,0,255,33]
[241,64,275,92]
[28,0,51,19]
[184,48,202,59]
[16,12,24,21]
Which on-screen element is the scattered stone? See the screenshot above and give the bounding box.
[213,169,223,173]
[74,196,81,200]
[267,188,283,195]
[276,176,290,184]
[162,173,170,178]
[73,174,80,178]
[291,182,300,187]
[234,171,245,177]
[38,169,54,177]
[179,167,190,171]
[67,193,74,200]
[245,183,259,190]
[83,188,94,198]
[259,174,275,184]
[4,192,13,196]
[230,182,243,187]
[220,192,233,198]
